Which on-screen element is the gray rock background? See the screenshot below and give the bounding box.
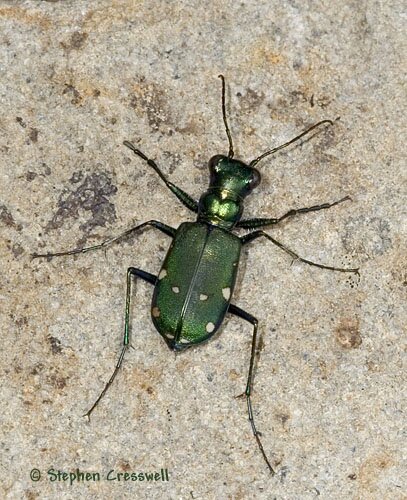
[0,1,405,498]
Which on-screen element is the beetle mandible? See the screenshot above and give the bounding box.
[32,75,359,474]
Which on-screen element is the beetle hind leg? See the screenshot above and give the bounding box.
[84,267,157,420]
[228,303,275,475]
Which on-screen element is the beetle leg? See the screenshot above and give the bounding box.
[237,196,351,229]
[124,141,199,213]
[84,267,157,420]
[31,220,176,259]
[241,231,359,274]
[228,303,275,475]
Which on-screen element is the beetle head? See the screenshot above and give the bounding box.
[208,155,261,195]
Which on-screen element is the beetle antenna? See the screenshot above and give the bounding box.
[249,118,340,168]
[218,74,234,159]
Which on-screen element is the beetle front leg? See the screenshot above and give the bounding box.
[84,267,157,419]
[31,220,176,259]
[228,303,275,475]
[237,196,351,229]
[241,231,359,274]
[124,141,199,213]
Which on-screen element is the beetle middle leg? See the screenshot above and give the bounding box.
[228,303,275,475]
[31,220,176,259]
[241,231,359,274]
[84,267,157,419]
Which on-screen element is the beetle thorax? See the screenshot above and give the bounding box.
[198,188,243,229]
[197,155,261,229]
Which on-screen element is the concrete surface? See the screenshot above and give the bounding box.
[0,1,405,499]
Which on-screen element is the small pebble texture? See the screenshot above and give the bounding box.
[0,1,405,499]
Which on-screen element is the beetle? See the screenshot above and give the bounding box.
[32,75,359,474]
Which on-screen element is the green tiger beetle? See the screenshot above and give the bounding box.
[32,75,359,475]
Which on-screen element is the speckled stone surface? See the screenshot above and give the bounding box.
[0,1,405,499]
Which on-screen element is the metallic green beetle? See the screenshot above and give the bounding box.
[32,76,359,474]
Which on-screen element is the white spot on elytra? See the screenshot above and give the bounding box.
[206,322,215,333]
[172,286,180,293]
[152,307,160,318]
[222,287,231,300]
[179,337,190,344]
[158,269,167,280]
[199,294,208,301]
[165,332,174,339]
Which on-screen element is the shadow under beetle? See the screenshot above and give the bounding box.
[32,75,359,475]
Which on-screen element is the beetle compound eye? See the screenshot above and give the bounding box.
[208,155,224,172]
[249,168,261,189]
